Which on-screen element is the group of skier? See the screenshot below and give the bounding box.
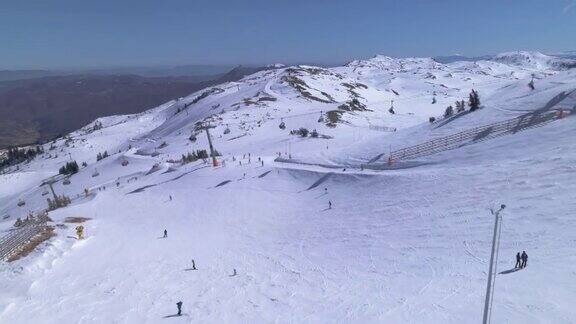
[515,251,529,269]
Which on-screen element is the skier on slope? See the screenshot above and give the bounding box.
[176,301,183,316]
[521,251,528,268]
[163,229,168,238]
[515,252,521,268]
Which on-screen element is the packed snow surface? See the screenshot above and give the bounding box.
[1,51,576,323]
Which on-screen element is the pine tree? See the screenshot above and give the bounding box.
[96,150,109,161]
[468,89,480,111]
[71,161,79,173]
[455,100,466,113]
[444,105,454,118]
[59,160,79,175]
[196,150,209,159]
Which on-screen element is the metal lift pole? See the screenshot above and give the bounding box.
[482,204,506,324]
[204,126,218,167]
[46,179,58,202]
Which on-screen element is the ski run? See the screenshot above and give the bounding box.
[1,51,576,323]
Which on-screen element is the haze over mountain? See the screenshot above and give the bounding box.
[0,65,237,83]
[0,65,264,148]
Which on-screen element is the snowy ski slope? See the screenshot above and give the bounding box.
[0,51,575,323]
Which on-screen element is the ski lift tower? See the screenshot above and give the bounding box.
[482,204,506,324]
[199,122,219,167]
[40,177,59,203]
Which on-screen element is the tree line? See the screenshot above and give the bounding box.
[0,146,44,169]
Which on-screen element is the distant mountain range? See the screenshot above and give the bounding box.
[432,55,493,64]
[0,70,59,82]
[0,64,237,83]
[2,50,574,149]
[0,65,264,148]
[434,50,576,64]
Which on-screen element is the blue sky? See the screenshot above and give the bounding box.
[1,0,575,69]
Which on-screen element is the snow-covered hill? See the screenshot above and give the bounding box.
[492,51,576,71]
[1,52,575,323]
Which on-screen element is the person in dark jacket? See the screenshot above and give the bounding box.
[515,252,521,268]
[163,229,168,238]
[521,251,528,268]
[176,301,183,316]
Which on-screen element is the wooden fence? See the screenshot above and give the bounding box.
[0,214,50,261]
[386,109,570,163]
